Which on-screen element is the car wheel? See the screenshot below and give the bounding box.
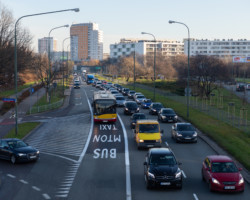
[145,175,153,190]
[11,155,16,164]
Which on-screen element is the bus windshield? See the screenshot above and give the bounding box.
[94,100,116,115]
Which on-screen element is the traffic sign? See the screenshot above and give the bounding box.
[2,98,16,102]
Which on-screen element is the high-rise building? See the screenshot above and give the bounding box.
[38,37,57,54]
[110,38,184,59]
[70,23,103,62]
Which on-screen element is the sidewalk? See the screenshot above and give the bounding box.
[0,87,46,138]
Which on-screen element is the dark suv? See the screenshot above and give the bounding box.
[236,83,245,92]
[149,102,164,115]
[124,101,139,115]
[144,148,182,189]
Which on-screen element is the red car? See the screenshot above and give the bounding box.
[202,155,244,192]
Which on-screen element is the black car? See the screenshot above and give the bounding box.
[149,102,164,115]
[122,88,130,96]
[171,123,197,143]
[130,113,146,129]
[158,108,178,123]
[0,138,40,164]
[74,83,80,89]
[124,101,139,115]
[128,90,136,99]
[236,83,245,92]
[144,148,182,189]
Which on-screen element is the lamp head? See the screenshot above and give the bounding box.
[169,20,175,24]
[73,8,80,12]
[64,24,69,28]
[141,32,147,34]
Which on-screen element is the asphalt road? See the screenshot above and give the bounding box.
[0,78,249,200]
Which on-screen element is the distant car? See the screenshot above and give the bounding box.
[74,82,80,89]
[122,88,130,96]
[202,155,244,192]
[133,92,143,100]
[144,148,183,189]
[124,101,139,115]
[158,108,178,123]
[135,95,147,104]
[110,90,119,95]
[149,102,164,115]
[130,113,146,129]
[246,84,250,90]
[236,83,245,92]
[115,96,126,107]
[171,123,197,143]
[0,138,40,164]
[128,90,136,99]
[141,99,152,109]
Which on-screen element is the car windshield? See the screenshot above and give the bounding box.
[150,154,177,165]
[116,97,125,100]
[211,162,238,173]
[126,103,138,109]
[162,109,175,114]
[177,124,195,131]
[139,124,159,133]
[133,114,146,120]
[129,91,135,94]
[137,95,145,98]
[144,99,152,103]
[153,104,163,108]
[7,140,28,149]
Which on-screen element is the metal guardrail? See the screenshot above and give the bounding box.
[30,99,63,114]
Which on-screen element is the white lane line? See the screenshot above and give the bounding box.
[42,193,51,199]
[19,179,28,184]
[118,114,132,200]
[78,90,94,163]
[193,193,199,200]
[40,152,78,163]
[7,174,16,178]
[182,170,187,179]
[165,141,169,147]
[32,186,41,191]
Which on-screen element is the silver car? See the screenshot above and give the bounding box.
[115,96,126,107]
[135,95,146,104]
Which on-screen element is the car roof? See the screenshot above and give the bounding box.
[136,119,159,124]
[161,108,173,110]
[149,148,173,155]
[207,155,233,162]
[1,138,20,142]
[152,102,162,105]
[176,122,191,126]
[125,101,137,104]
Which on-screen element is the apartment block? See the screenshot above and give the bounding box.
[38,37,57,54]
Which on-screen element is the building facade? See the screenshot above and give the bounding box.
[38,37,57,54]
[185,39,250,58]
[70,23,103,62]
[110,38,184,59]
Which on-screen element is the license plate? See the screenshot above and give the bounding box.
[185,137,191,139]
[147,145,154,147]
[30,156,37,159]
[168,120,173,122]
[103,121,108,122]
[224,186,235,190]
[161,182,171,186]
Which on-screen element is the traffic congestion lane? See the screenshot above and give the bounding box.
[117,101,250,200]
[67,84,127,200]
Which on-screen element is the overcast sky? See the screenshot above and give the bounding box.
[2,0,250,53]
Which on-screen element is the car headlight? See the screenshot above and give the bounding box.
[137,107,139,111]
[176,132,182,137]
[139,139,144,143]
[37,151,40,154]
[18,153,27,157]
[193,132,197,137]
[212,178,220,185]
[162,116,166,119]
[125,108,128,110]
[238,176,244,184]
[132,123,135,125]
[175,170,182,178]
[148,172,155,179]
[174,116,178,119]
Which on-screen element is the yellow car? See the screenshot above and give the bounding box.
[134,120,163,149]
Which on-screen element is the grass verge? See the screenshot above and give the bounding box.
[4,122,40,139]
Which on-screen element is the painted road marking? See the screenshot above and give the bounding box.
[193,193,199,200]
[32,186,41,191]
[99,124,117,130]
[118,114,132,200]
[92,134,121,143]
[165,141,169,147]
[182,170,187,178]
[7,174,16,178]
[42,193,51,199]
[19,179,28,184]
[93,148,116,159]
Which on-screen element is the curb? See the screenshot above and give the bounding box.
[22,122,44,141]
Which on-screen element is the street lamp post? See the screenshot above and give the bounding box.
[169,20,190,118]
[48,24,69,103]
[14,8,79,135]
[62,37,71,95]
[67,44,70,82]
[141,32,156,101]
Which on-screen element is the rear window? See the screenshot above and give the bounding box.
[150,154,177,165]
[137,95,145,98]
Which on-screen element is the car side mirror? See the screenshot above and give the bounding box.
[143,161,147,165]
